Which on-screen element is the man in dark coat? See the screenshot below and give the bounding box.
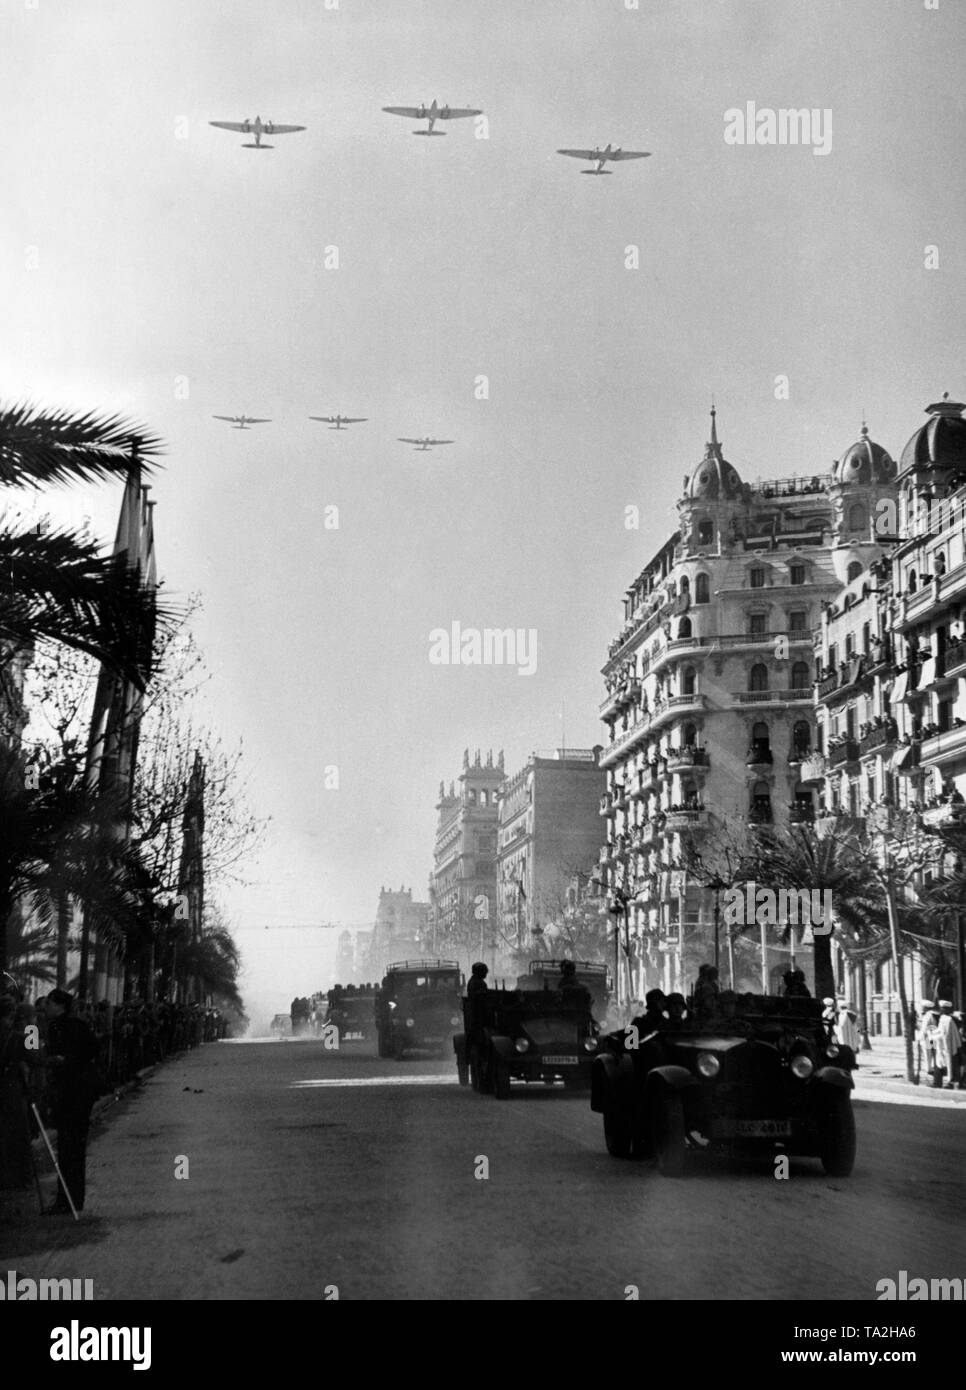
[44,989,100,1214]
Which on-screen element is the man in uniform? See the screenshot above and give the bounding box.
[44,989,100,1214]
[558,960,591,1009]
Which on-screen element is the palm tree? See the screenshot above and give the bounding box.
[0,403,165,692]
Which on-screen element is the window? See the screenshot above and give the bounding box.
[749,663,769,692]
[751,781,772,822]
[848,504,867,533]
[750,567,766,589]
[697,521,713,546]
[749,613,767,636]
[828,643,837,670]
[935,551,947,577]
[862,621,871,653]
[695,573,710,604]
[847,560,863,583]
[791,661,810,690]
[790,564,806,586]
[683,723,697,746]
[677,616,692,639]
[792,720,811,758]
[845,633,855,658]
[750,721,771,761]
[908,570,917,594]
[789,610,807,632]
[682,667,696,696]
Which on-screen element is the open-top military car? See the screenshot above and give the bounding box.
[454,983,601,1098]
[517,959,611,1019]
[591,992,856,1176]
[325,985,377,1044]
[376,959,463,1059]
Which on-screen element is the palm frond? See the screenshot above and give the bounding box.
[0,402,163,489]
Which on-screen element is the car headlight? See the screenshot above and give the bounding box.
[825,1043,840,1059]
[450,1015,460,1026]
[514,1037,530,1053]
[405,1017,415,1028]
[583,1038,598,1052]
[790,1054,814,1079]
[696,1052,720,1078]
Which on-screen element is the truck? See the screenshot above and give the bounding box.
[324,984,377,1044]
[516,959,610,1018]
[375,959,463,1059]
[590,990,857,1177]
[454,982,601,1098]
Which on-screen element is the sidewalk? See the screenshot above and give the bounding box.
[851,1036,966,1107]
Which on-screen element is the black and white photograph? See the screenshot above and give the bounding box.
[1,0,964,1353]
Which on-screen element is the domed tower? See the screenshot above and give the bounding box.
[897,395,966,534]
[826,420,897,583]
[677,407,746,554]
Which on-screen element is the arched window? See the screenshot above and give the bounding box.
[750,721,771,762]
[679,575,690,593]
[678,616,692,639]
[791,661,810,690]
[695,573,710,604]
[682,667,696,696]
[847,560,862,583]
[848,503,867,533]
[749,663,769,692]
[697,520,713,546]
[751,781,772,821]
[792,720,811,758]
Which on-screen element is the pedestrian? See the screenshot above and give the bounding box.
[915,1000,936,1083]
[693,965,719,1019]
[933,1001,962,1090]
[43,989,100,1215]
[834,999,860,1051]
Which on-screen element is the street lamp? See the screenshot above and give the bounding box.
[609,887,631,1006]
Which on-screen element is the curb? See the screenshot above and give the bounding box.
[90,1062,160,1124]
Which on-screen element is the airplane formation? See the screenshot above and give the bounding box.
[207,99,652,455]
[209,105,652,171]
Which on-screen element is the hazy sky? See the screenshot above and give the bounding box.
[3,0,964,1026]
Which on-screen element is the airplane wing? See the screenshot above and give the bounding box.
[383,107,423,119]
[610,150,651,160]
[210,121,251,133]
[397,437,423,444]
[212,415,237,421]
[343,417,367,423]
[248,418,272,424]
[557,149,599,160]
[427,439,454,445]
[309,416,337,423]
[438,108,481,120]
[266,124,306,135]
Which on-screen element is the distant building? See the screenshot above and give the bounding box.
[367,886,430,977]
[428,748,504,969]
[496,748,606,971]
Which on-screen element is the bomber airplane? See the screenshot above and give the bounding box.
[557,144,651,175]
[209,116,306,149]
[213,415,272,430]
[398,437,454,452]
[382,100,482,136]
[308,415,368,430]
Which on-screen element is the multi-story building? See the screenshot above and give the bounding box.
[812,395,966,1023]
[598,409,897,996]
[428,748,503,968]
[365,886,430,976]
[495,748,605,964]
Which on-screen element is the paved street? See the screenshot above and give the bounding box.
[3,1037,965,1301]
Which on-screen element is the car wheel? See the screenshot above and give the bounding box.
[653,1090,686,1177]
[603,1104,633,1158]
[492,1061,511,1100]
[817,1090,856,1177]
[456,1045,469,1087]
[470,1045,492,1093]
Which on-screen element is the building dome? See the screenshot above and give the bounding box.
[833,423,895,486]
[899,395,966,475]
[684,408,743,501]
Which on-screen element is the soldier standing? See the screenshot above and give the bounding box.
[44,989,100,1215]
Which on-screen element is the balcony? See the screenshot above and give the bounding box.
[919,724,966,775]
[788,802,815,825]
[787,742,812,765]
[613,783,629,811]
[897,558,966,629]
[666,747,710,774]
[828,739,860,768]
[944,638,966,680]
[859,722,898,757]
[663,808,710,833]
[816,656,868,703]
[598,844,613,867]
[747,804,774,826]
[734,688,814,706]
[745,744,773,767]
[798,754,825,784]
[600,714,652,768]
[599,792,615,818]
[922,802,966,832]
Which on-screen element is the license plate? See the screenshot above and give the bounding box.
[544,1054,579,1066]
[735,1119,791,1137]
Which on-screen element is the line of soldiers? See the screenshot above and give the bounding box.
[1,981,227,1213]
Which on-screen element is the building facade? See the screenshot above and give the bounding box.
[598,409,897,997]
[428,748,503,969]
[495,748,606,969]
[364,886,430,977]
